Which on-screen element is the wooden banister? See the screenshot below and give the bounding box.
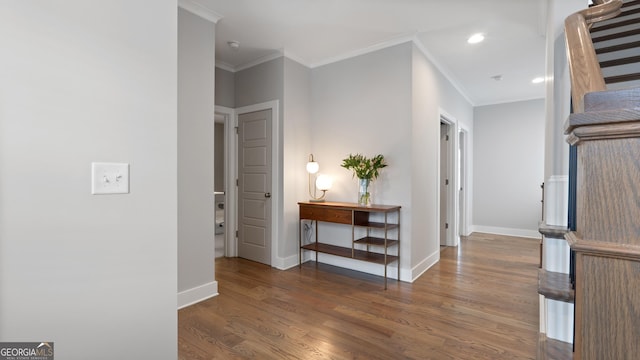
[565,0,623,113]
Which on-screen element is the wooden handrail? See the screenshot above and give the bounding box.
[565,0,623,113]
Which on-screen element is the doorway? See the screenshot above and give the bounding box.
[214,106,236,258]
[458,129,468,237]
[440,121,451,246]
[214,114,226,258]
[439,111,460,247]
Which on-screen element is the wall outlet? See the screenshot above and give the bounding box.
[91,162,129,195]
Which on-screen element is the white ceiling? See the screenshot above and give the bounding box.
[196,0,549,106]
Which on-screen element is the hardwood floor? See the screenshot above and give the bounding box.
[179,233,540,359]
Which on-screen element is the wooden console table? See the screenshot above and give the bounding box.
[298,201,400,289]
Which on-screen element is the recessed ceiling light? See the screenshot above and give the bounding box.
[532,77,545,84]
[467,33,485,44]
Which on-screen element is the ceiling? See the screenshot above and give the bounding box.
[196,0,549,106]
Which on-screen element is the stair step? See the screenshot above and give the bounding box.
[538,222,569,238]
[605,72,640,83]
[596,40,640,54]
[537,333,573,360]
[591,17,640,32]
[592,27,640,43]
[583,86,640,111]
[622,0,640,8]
[619,6,640,18]
[600,55,640,67]
[591,0,640,8]
[538,269,575,303]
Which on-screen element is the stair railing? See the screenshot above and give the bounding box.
[565,0,623,113]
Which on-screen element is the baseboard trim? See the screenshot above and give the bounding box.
[273,254,299,270]
[305,253,410,282]
[410,250,440,282]
[472,225,539,239]
[299,248,441,283]
[177,281,218,309]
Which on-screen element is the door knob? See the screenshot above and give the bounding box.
[265,192,271,198]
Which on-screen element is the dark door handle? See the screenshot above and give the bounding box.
[265,192,271,198]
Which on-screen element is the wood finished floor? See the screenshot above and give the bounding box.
[179,233,540,359]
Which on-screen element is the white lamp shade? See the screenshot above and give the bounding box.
[315,174,333,191]
[306,161,319,174]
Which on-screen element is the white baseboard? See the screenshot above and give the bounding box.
[273,253,300,270]
[299,248,441,284]
[472,225,539,239]
[410,250,440,282]
[177,281,218,309]
[304,252,409,282]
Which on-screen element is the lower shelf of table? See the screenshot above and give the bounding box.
[301,243,398,265]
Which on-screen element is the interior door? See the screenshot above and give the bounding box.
[237,109,272,265]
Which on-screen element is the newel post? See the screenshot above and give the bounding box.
[564,88,640,359]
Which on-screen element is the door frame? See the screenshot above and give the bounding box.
[215,105,237,257]
[458,126,470,237]
[438,109,459,247]
[231,100,280,266]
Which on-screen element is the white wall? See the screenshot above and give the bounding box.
[411,43,474,272]
[215,67,235,108]
[543,0,584,227]
[473,99,545,238]
[0,1,177,359]
[235,58,284,108]
[282,58,312,265]
[541,0,586,344]
[178,8,217,306]
[311,43,413,207]
[310,43,413,278]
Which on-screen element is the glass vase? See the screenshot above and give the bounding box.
[358,178,371,206]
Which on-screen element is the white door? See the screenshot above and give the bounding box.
[237,109,272,265]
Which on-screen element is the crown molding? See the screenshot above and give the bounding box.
[178,0,222,23]
[309,34,415,69]
[234,50,285,72]
[282,50,311,68]
[215,61,235,73]
[212,33,477,107]
[411,37,475,106]
[474,95,545,107]
[304,34,475,106]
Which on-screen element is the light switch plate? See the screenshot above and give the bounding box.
[91,162,129,195]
